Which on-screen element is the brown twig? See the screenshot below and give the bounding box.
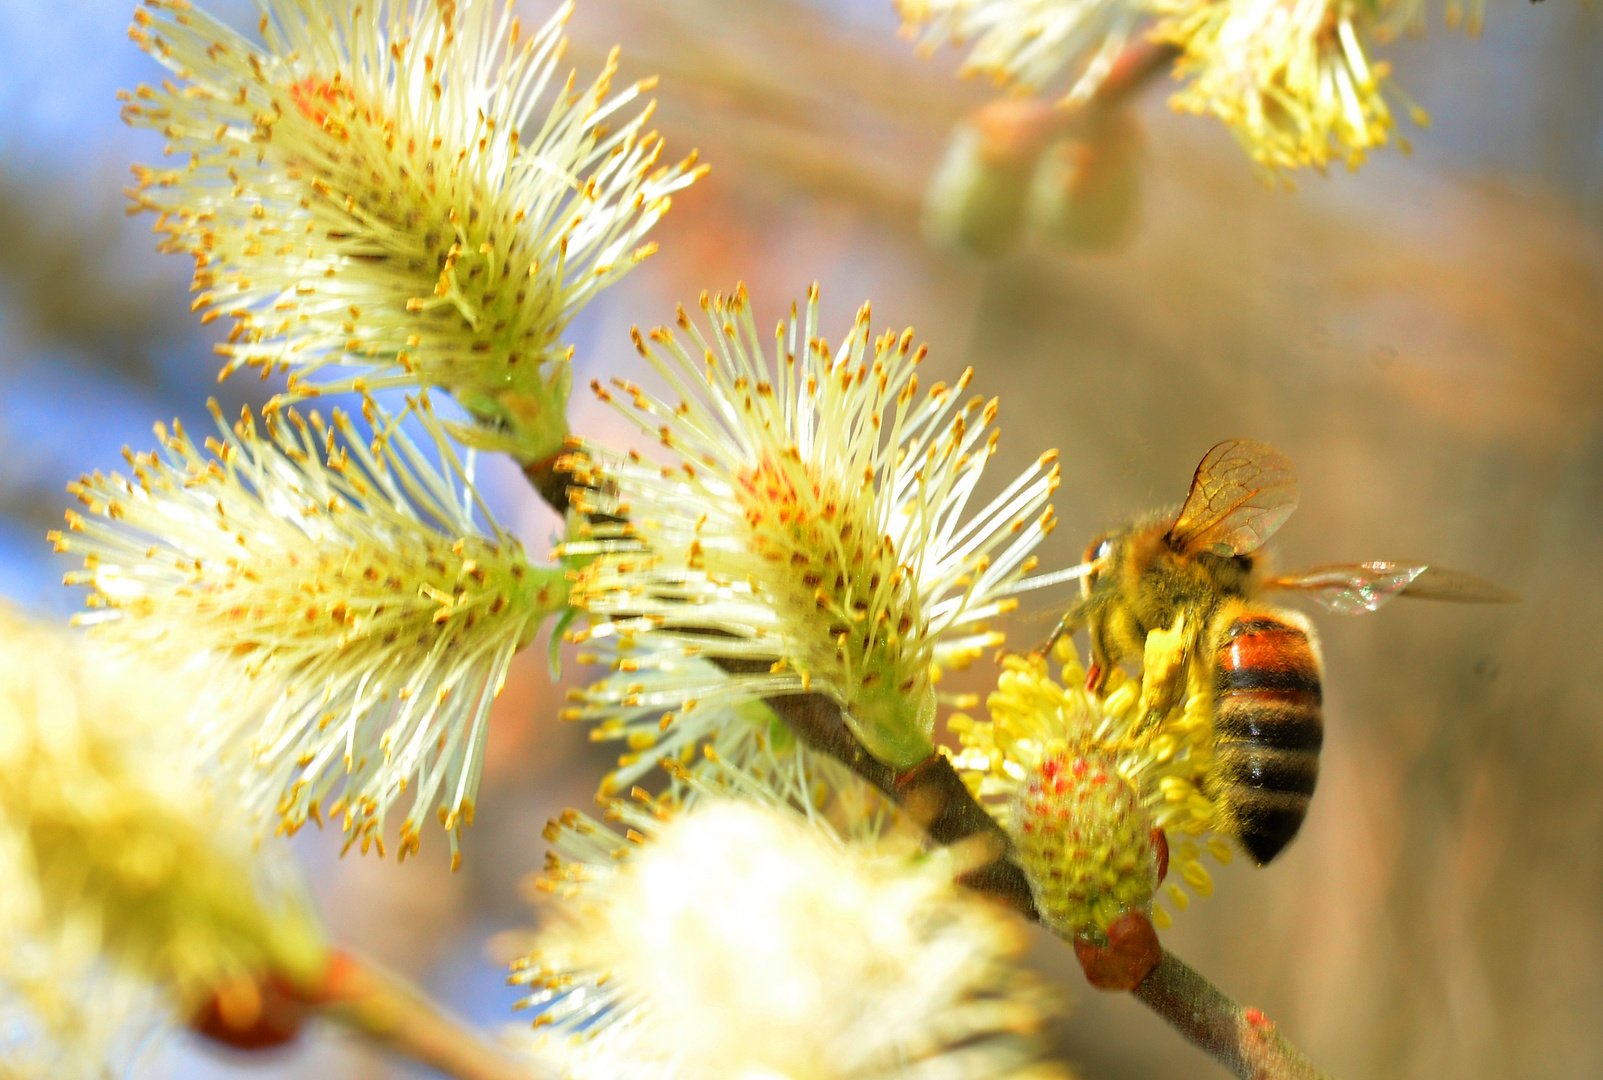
[1090,41,1181,114]
[740,681,1039,917]
[1134,950,1336,1080]
[313,950,540,1080]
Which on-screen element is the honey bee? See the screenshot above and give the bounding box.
[1046,439,1516,865]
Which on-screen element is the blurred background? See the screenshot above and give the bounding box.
[2,0,1600,1077]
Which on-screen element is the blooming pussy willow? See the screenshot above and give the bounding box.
[0,606,326,1071]
[511,800,1063,1080]
[1376,0,1485,39]
[1156,0,1427,175]
[657,704,909,846]
[50,395,564,865]
[122,0,705,461]
[0,974,155,1080]
[561,284,1059,780]
[950,643,1233,934]
[897,0,1145,104]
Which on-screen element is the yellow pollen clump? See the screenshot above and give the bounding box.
[957,647,1228,928]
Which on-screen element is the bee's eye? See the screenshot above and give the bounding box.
[1082,539,1111,592]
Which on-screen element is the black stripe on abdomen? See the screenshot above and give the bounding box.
[1217,664,1322,696]
[1216,743,1320,795]
[1216,783,1313,866]
[1214,691,1324,750]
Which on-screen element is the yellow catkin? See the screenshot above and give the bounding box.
[1013,747,1160,938]
[562,283,1058,786]
[513,801,1068,1080]
[0,605,325,1072]
[1155,0,1415,177]
[122,0,704,459]
[955,647,1233,925]
[51,395,566,860]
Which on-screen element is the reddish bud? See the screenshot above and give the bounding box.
[1027,110,1143,252]
[1073,910,1162,991]
[188,971,310,1051]
[188,951,352,1052]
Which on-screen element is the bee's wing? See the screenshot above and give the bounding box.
[1398,566,1520,604]
[1266,562,1519,614]
[1166,439,1298,558]
[1264,562,1426,613]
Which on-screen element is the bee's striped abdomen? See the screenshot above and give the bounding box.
[1212,608,1324,866]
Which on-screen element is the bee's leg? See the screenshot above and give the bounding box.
[1136,613,1193,736]
[1086,615,1121,695]
[1040,598,1091,659]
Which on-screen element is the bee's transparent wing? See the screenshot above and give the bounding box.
[1399,566,1520,604]
[1167,439,1298,558]
[1267,562,1518,614]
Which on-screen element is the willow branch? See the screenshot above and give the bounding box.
[1134,950,1335,1080]
[530,471,1332,1080]
[751,689,1332,1080]
[713,664,1039,916]
[313,950,540,1080]
[1091,42,1181,113]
